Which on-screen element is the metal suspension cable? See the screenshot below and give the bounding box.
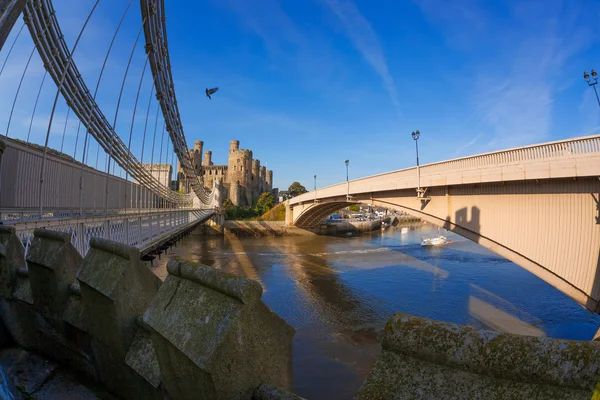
[5,9,56,139]
[25,69,49,144]
[5,44,40,138]
[104,15,146,214]
[163,135,171,208]
[138,83,155,212]
[58,107,71,157]
[124,56,150,212]
[149,106,162,210]
[0,22,25,77]
[37,0,102,218]
[71,0,134,215]
[24,0,190,205]
[158,120,166,208]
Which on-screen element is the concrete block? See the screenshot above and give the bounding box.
[356,313,600,400]
[144,259,295,400]
[253,383,306,400]
[76,238,162,398]
[26,229,82,317]
[125,317,161,389]
[0,226,25,299]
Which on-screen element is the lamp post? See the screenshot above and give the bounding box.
[345,159,349,201]
[411,130,421,192]
[314,174,317,203]
[583,70,600,108]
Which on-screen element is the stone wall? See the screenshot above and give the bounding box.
[356,313,600,399]
[0,226,295,400]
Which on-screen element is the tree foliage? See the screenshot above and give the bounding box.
[349,204,360,212]
[288,182,308,197]
[256,192,275,215]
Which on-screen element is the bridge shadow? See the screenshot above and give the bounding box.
[441,206,481,245]
[593,193,599,225]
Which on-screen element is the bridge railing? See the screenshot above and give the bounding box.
[291,134,600,204]
[423,135,600,175]
[7,208,214,258]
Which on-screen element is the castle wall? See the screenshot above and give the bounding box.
[178,139,274,207]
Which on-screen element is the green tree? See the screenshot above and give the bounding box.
[288,182,308,197]
[349,204,360,212]
[222,198,234,210]
[256,192,275,215]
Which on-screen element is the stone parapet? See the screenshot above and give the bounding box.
[144,259,295,400]
[76,237,162,399]
[356,313,600,399]
[1,229,297,400]
[27,229,83,317]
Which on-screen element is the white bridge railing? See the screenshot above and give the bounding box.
[6,208,214,258]
[291,134,600,203]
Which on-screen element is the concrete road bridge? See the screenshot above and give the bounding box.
[288,135,600,313]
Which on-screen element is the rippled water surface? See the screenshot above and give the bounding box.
[150,223,600,400]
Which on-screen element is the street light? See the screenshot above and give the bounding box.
[345,159,349,201]
[583,70,600,108]
[411,130,421,192]
[314,174,317,202]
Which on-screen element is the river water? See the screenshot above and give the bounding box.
[150,223,600,400]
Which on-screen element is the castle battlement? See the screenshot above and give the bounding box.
[178,140,274,206]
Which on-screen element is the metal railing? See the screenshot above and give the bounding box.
[291,134,600,204]
[8,208,214,257]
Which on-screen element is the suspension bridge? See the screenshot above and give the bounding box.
[0,0,220,258]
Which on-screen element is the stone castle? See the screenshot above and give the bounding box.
[177,140,273,207]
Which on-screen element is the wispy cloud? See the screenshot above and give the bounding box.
[323,0,401,118]
[418,0,596,151]
[454,134,481,156]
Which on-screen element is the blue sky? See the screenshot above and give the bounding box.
[1,0,599,190]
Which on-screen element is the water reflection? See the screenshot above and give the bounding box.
[150,223,600,400]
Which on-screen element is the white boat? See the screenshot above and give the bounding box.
[421,235,448,247]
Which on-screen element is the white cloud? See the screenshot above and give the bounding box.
[324,0,401,118]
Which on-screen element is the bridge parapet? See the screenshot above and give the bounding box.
[291,134,600,204]
[0,229,295,400]
[357,313,600,399]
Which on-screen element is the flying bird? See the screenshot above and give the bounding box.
[205,87,219,99]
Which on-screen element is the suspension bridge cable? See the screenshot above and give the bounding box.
[0,22,25,77]
[25,70,48,144]
[138,82,155,212]
[58,106,71,158]
[124,56,150,211]
[104,15,147,214]
[38,0,102,218]
[158,121,166,208]
[5,8,57,139]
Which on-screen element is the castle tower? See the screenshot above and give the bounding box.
[193,141,203,171]
[252,159,260,197]
[203,151,212,166]
[259,166,266,194]
[230,140,240,153]
[266,170,273,192]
